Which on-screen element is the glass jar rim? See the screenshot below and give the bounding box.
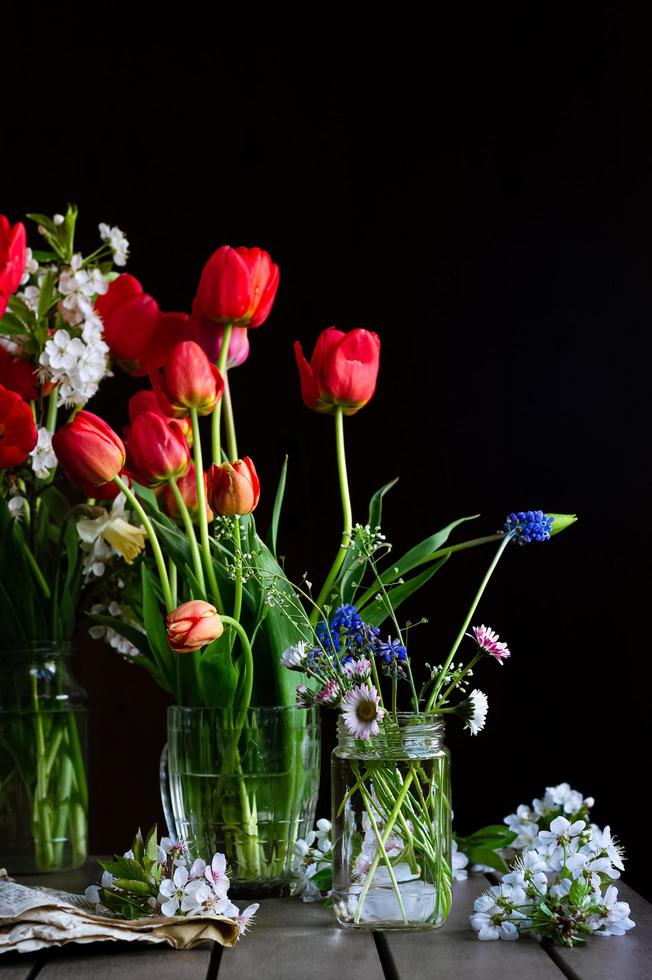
[0,642,73,660]
[168,704,318,715]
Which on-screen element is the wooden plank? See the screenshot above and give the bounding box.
[545,880,652,980]
[382,875,564,979]
[37,944,211,979]
[217,897,383,980]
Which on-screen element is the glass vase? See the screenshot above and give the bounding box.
[331,713,452,929]
[0,643,88,874]
[160,705,320,896]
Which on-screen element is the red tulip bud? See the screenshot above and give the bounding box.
[161,464,213,524]
[294,327,381,416]
[0,346,40,401]
[194,245,279,328]
[153,341,224,418]
[207,457,260,516]
[0,216,27,319]
[128,389,192,445]
[80,473,131,501]
[166,600,224,653]
[52,411,125,487]
[0,384,38,468]
[95,274,159,376]
[126,411,190,487]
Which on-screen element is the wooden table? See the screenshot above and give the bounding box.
[1,865,650,979]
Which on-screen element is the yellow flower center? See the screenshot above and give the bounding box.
[357,700,377,722]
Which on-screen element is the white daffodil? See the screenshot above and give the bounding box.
[77,494,147,568]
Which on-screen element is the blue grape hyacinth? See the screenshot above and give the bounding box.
[504,510,554,544]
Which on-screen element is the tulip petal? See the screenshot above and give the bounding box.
[293,341,325,412]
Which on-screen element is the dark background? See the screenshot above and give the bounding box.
[3,6,650,897]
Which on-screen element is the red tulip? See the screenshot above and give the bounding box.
[194,245,279,328]
[95,274,159,375]
[0,217,27,319]
[207,457,260,516]
[128,389,192,445]
[188,303,250,367]
[126,411,190,487]
[144,312,192,371]
[166,600,224,654]
[153,341,223,418]
[0,384,37,468]
[161,463,213,524]
[0,346,40,400]
[294,327,381,416]
[80,473,130,501]
[52,411,125,487]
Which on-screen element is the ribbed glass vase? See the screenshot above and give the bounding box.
[161,705,320,896]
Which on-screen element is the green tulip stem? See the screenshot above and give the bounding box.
[425,534,512,711]
[190,409,224,612]
[23,542,51,599]
[113,474,174,611]
[312,407,352,624]
[223,373,239,462]
[221,614,254,712]
[232,517,243,624]
[167,477,206,594]
[45,390,58,432]
[211,323,233,465]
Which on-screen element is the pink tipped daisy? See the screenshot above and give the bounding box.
[343,657,372,680]
[467,624,511,664]
[315,679,341,706]
[341,683,385,740]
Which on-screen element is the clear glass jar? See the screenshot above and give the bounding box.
[0,644,88,873]
[160,705,320,896]
[331,713,451,929]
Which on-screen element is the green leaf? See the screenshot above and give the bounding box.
[311,867,333,891]
[377,516,478,586]
[569,878,589,906]
[37,271,57,320]
[0,310,30,334]
[26,212,56,232]
[359,557,449,627]
[145,825,159,862]
[199,635,239,708]
[141,564,174,689]
[132,829,145,863]
[548,513,578,536]
[99,856,148,883]
[368,477,399,530]
[266,455,288,559]
[465,845,511,873]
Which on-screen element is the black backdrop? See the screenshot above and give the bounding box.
[3,6,650,899]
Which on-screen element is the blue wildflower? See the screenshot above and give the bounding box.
[504,510,554,544]
[376,637,408,664]
[316,604,365,654]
